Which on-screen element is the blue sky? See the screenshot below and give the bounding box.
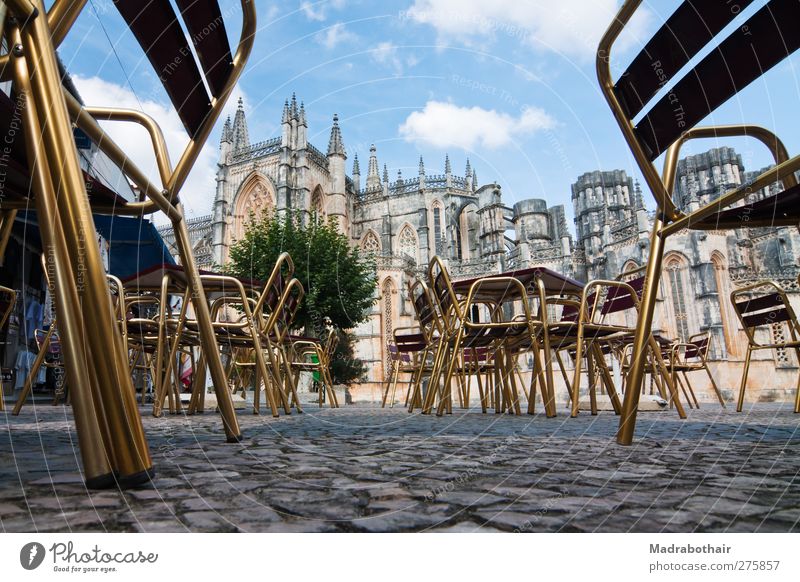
[57,1,800,228]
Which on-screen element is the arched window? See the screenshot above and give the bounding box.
[311,186,325,222]
[621,260,640,277]
[361,231,380,255]
[664,255,692,341]
[397,225,418,263]
[233,175,275,242]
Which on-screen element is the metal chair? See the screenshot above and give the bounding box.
[425,256,544,416]
[287,325,340,409]
[381,279,441,411]
[0,0,256,487]
[598,0,800,443]
[731,281,800,412]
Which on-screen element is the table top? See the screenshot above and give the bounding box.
[451,266,585,299]
[121,263,263,294]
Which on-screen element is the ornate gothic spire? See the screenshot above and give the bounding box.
[282,99,291,124]
[383,164,389,184]
[366,144,381,190]
[353,153,361,175]
[445,154,452,175]
[299,101,307,126]
[290,93,299,119]
[396,169,404,185]
[419,155,425,176]
[231,97,249,151]
[327,114,346,157]
[465,158,472,177]
[634,179,644,209]
[221,116,232,143]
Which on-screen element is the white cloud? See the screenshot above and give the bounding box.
[399,100,556,150]
[404,0,650,60]
[72,75,221,221]
[315,22,357,49]
[301,0,346,22]
[371,42,417,75]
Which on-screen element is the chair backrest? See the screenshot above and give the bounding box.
[599,0,800,220]
[322,326,339,361]
[427,256,463,334]
[253,252,295,323]
[611,0,800,162]
[731,281,799,346]
[409,278,441,341]
[683,333,712,361]
[387,342,412,364]
[266,277,305,342]
[114,0,240,140]
[462,346,493,366]
[599,276,644,316]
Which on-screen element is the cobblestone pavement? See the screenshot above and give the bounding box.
[1,401,798,533]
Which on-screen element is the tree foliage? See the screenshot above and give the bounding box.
[226,210,377,337]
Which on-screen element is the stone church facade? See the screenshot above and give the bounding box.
[159,99,800,403]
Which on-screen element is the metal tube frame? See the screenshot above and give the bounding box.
[597,0,800,444]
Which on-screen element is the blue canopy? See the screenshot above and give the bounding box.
[92,215,176,279]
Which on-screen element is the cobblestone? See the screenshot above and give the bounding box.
[1,402,799,532]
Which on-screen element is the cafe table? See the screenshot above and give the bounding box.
[449,266,588,417]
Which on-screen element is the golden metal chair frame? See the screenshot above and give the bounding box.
[598,0,800,444]
[0,0,256,487]
[731,281,800,412]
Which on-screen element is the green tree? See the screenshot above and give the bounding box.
[226,210,377,385]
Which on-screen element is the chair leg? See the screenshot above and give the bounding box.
[390,366,401,409]
[618,218,667,445]
[13,30,123,487]
[540,334,557,418]
[592,343,621,415]
[381,362,397,408]
[702,362,725,408]
[571,329,585,417]
[437,338,463,417]
[587,347,598,415]
[736,347,753,412]
[650,337,686,419]
[422,340,448,415]
[280,349,302,414]
[188,352,207,414]
[12,327,53,415]
[506,350,522,415]
[681,371,700,408]
[675,372,693,409]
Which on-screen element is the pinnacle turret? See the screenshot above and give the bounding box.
[445,154,452,175]
[366,144,381,191]
[282,99,291,123]
[231,97,249,151]
[221,116,232,143]
[419,156,425,176]
[327,114,346,157]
